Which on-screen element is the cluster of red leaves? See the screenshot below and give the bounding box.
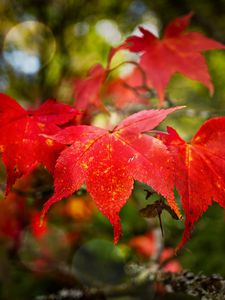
[1,13,225,251]
[74,14,225,112]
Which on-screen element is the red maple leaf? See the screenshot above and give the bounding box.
[41,107,183,243]
[111,13,225,104]
[0,94,79,194]
[159,118,225,250]
[74,64,107,113]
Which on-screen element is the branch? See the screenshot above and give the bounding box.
[158,271,225,300]
[108,60,148,88]
[35,270,225,300]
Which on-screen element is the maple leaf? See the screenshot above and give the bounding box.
[111,13,225,104]
[41,107,183,243]
[0,93,79,194]
[74,64,107,113]
[159,118,225,250]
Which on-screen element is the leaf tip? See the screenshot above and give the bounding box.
[111,216,122,244]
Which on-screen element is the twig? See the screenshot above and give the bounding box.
[108,60,148,87]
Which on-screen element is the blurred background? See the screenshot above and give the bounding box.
[1,0,225,299]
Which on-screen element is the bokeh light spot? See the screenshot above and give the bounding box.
[3,21,56,74]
